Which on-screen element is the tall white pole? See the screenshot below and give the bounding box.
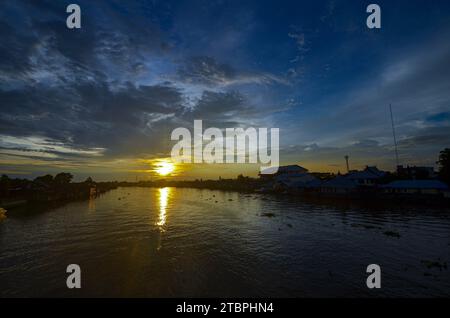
[389,104,400,168]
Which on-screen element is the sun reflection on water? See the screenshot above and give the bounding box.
[88,195,96,213]
[156,187,171,228]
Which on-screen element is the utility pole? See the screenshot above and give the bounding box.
[344,155,350,173]
[389,104,400,169]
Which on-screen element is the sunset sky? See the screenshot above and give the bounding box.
[1,0,450,181]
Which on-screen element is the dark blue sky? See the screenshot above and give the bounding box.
[1,0,450,180]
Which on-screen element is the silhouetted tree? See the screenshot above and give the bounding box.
[84,177,94,184]
[33,174,54,187]
[437,148,450,184]
[54,173,73,185]
[0,174,11,197]
[0,174,9,183]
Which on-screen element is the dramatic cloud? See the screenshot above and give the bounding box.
[1,0,450,179]
[177,56,288,87]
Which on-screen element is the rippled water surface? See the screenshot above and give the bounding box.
[1,187,450,297]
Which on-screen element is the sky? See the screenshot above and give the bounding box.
[1,0,450,181]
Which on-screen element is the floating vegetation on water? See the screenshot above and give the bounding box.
[383,230,401,238]
[421,259,448,271]
[261,212,276,218]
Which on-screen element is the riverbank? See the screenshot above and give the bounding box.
[1,182,118,215]
[116,179,450,207]
[2,174,449,218]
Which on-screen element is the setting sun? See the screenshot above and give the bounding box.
[155,160,175,176]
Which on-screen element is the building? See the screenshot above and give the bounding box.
[259,165,318,191]
[319,166,386,193]
[396,165,437,179]
[259,165,308,179]
[273,174,319,191]
[320,176,358,194]
[291,178,323,190]
[345,166,386,187]
[382,180,449,195]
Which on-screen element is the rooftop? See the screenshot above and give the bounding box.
[383,180,449,190]
[260,165,308,175]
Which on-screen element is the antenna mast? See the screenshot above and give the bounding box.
[389,104,400,168]
[344,155,350,173]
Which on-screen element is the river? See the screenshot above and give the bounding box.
[1,187,449,297]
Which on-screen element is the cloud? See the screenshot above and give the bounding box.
[288,31,309,54]
[287,32,450,151]
[425,112,450,123]
[0,1,289,172]
[281,130,447,172]
[176,56,289,87]
[320,0,336,23]
[1,0,449,179]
